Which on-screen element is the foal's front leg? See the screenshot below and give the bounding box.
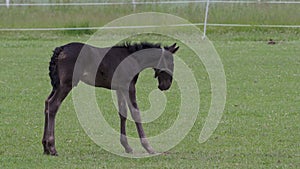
[125,86,155,154]
[116,91,133,153]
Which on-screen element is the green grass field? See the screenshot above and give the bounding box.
[1,2,300,168]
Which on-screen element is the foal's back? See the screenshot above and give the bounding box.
[56,42,131,89]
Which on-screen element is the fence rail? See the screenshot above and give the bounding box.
[2,0,300,7]
[0,23,299,32]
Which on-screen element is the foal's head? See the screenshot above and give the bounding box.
[155,43,179,91]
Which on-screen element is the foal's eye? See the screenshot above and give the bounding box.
[154,71,159,78]
[154,69,163,78]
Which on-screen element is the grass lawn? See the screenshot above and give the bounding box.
[0,30,299,168]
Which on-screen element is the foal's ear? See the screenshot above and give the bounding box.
[170,46,179,53]
[170,43,177,49]
[166,43,179,54]
[154,68,159,78]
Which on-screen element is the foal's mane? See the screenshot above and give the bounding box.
[114,42,162,54]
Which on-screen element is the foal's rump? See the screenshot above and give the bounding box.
[49,43,84,89]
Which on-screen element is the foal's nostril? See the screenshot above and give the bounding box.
[158,85,166,91]
[158,82,171,91]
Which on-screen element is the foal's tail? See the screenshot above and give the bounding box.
[49,46,63,90]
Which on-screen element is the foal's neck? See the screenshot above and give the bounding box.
[131,48,164,69]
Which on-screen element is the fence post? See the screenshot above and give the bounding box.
[203,0,210,39]
[132,0,136,12]
[6,0,10,8]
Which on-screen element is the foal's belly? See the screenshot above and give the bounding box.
[80,72,114,90]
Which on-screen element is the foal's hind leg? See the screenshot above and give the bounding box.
[116,90,133,153]
[42,90,55,154]
[43,85,72,156]
[124,86,155,154]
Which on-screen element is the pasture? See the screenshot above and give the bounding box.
[1,2,300,168]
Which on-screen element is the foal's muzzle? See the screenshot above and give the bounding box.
[158,80,172,91]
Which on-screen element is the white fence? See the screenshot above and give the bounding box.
[1,0,300,38]
[2,0,300,6]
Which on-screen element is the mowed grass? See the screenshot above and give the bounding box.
[0,29,299,168]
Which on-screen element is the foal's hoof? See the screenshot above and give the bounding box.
[44,150,58,156]
[49,148,58,156]
[125,147,133,154]
[43,150,50,155]
[147,149,156,154]
[145,147,156,154]
[50,152,59,156]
